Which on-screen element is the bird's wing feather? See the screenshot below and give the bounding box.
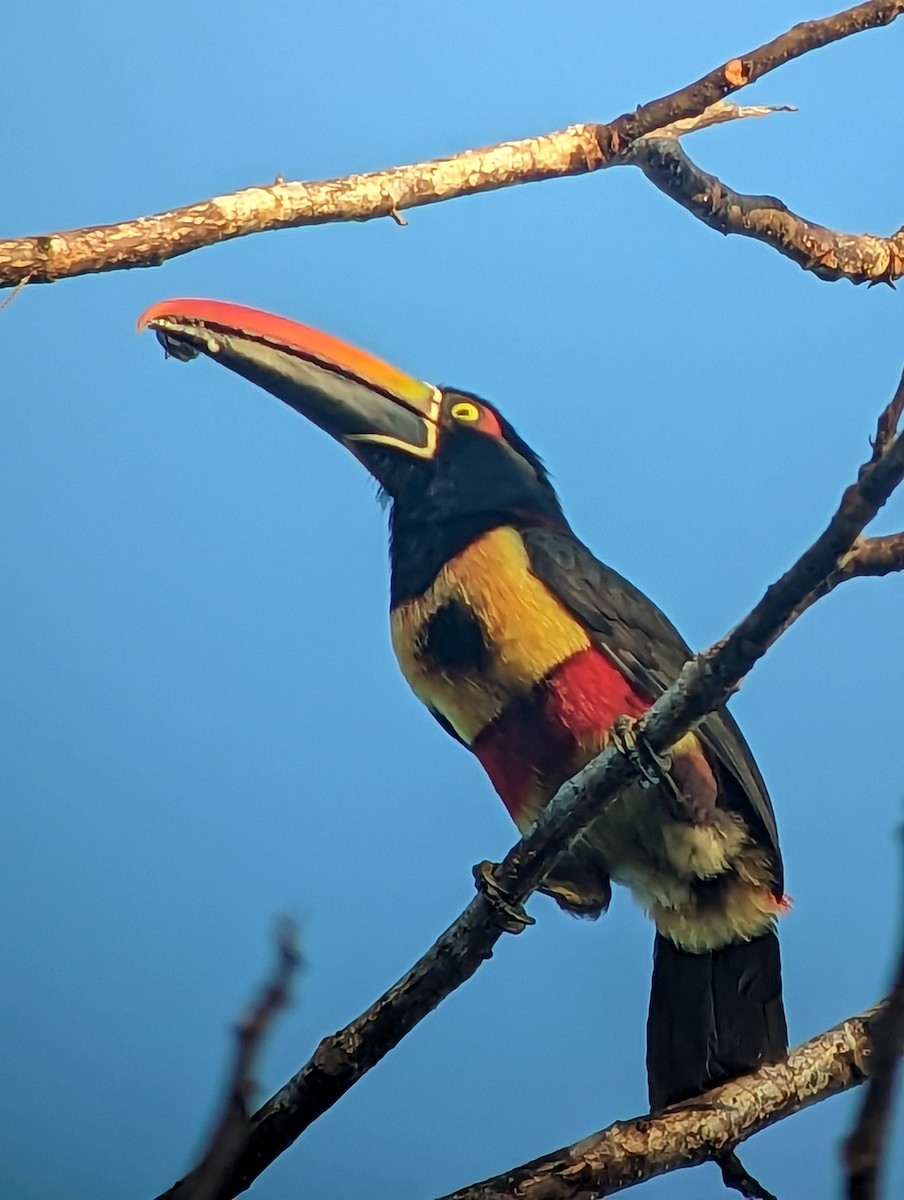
[523,526,781,877]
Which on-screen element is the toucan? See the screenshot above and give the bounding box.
[139,299,788,1131]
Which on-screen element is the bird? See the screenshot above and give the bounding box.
[139,297,788,1124]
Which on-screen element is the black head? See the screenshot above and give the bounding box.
[377,388,566,601]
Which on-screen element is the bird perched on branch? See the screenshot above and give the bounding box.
[140,299,788,1170]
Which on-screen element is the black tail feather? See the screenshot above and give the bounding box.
[646,929,787,1110]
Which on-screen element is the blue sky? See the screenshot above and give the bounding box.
[3,3,904,1198]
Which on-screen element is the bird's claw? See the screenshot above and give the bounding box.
[472,861,535,933]
[610,715,672,790]
[716,1150,778,1200]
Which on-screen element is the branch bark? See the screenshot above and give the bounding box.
[625,138,904,285]
[440,1007,877,1200]
[836,532,904,579]
[3,0,903,288]
[154,368,904,1200]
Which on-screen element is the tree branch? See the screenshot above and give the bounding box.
[843,843,904,1200]
[775,368,904,617]
[153,367,904,1200]
[625,138,904,285]
[168,922,301,1200]
[836,532,904,579]
[440,1007,877,1200]
[3,0,903,288]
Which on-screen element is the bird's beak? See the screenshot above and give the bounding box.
[138,298,442,460]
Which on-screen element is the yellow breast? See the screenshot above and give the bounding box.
[390,526,589,743]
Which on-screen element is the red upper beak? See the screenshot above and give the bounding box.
[138,298,442,460]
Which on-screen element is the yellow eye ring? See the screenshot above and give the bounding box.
[450,401,480,422]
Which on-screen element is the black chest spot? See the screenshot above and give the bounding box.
[417,600,490,674]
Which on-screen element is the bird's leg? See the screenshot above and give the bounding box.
[472,861,536,933]
[611,715,674,790]
[610,714,693,823]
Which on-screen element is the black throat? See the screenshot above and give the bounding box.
[388,501,573,606]
[389,509,511,607]
[377,405,569,607]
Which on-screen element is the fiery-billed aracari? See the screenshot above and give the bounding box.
[139,298,788,1114]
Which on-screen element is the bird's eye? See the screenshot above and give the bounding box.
[450,401,481,422]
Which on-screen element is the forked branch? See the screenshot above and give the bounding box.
[3,1,903,288]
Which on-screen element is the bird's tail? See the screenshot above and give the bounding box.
[646,929,787,1111]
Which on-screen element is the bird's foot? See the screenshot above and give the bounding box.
[472,861,535,934]
[610,715,672,790]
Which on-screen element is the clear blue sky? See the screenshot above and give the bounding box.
[3,3,903,1198]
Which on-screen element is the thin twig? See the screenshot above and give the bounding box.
[870,367,904,461]
[168,921,301,1200]
[0,272,32,309]
[651,101,796,140]
[155,370,904,1200]
[2,1,903,287]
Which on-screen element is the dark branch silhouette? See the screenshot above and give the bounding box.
[843,844,904,1200]
[2,1,903,288]
[154,366,904,1200]
[165,922,300,1200]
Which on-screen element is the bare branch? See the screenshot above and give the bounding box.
[626,138,904,285]
[781,369,904,610]
[154,370,904,1200]
[843,845,904,1200]
[3,0,903,288]
[440,1008,876,1200]
[869,366,904,461]
[837,532,904,579]
[166,921,301,1200]
[650,101,797,140]
[597,0,904,149]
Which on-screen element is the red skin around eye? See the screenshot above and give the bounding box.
[477,408,503,438]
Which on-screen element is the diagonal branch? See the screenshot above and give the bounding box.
[440,1007,877,1200]
[625,138,904,285]
[3,0,903,288]
[154,368,904,1200]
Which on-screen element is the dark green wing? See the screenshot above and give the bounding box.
[523,526,782,883]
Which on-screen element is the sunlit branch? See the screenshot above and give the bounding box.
[2,1,903,288]
[626,138,904,286]
[441,1008,876,1199]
